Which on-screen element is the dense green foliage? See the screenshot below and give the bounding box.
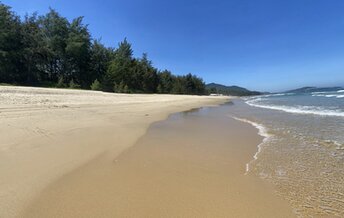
[206,83,261,96]
[0,2,206,95]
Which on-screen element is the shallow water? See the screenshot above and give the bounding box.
[227,94,344,217]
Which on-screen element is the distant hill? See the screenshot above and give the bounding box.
[206,83,261,96]
[286,86,343,93]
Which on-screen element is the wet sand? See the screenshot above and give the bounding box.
[23,105,295,217]
[0,86,228,217]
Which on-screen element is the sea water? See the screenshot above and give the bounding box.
[226,89,344,217]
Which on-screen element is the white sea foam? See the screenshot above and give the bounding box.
[271,93,287,96]
[311,91,331,94]
[231,116,271,174]
[246,99,344,117]
[312,94,342,98]
[336,95,344,98]
[312,90,344,94]
[312,94,324,97]
[324,140,343,150]
[263,93,294,97]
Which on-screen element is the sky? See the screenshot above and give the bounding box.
[3,0,344,92]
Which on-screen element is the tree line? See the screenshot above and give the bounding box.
[0,2,206,95]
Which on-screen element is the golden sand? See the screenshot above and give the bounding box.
[23,106,295,217]
[0,86,227,217]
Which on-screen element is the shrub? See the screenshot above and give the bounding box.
[56,76,66,88]
[90,79,101,91]
[69,79,81,89]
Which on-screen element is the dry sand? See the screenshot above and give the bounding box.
[0,86,228,217]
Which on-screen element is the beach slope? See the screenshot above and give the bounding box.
[0,86,228,217]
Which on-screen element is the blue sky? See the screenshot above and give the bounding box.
[3,0,344,92]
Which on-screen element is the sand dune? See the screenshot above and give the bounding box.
[0,86,228,217]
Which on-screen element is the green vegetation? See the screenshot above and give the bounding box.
[206,83,261,96]
[0,2,206,95]
[90,79,101,91]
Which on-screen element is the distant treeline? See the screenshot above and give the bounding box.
[0,2,206,95]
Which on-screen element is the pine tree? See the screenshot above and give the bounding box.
[66,16,92,88]
[38,9,69,82]
[106,38,134,91]
[0,3,24,83]
[0,2,208,96]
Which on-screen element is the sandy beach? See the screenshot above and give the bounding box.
[0,86,228,217]
[1,0,342,217]
[0,86,296,217]
[21,103,295,217]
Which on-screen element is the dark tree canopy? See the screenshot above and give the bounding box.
[0,2,206,95]
[0,3,23,83]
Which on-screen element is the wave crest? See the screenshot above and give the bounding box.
[246,99,344,117]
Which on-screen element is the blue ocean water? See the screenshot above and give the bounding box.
[246,89,344,117]
[225,89,344,217]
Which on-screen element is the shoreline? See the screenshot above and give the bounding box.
[0,86,229,218]
[231,116,271,174]
[22,103,295,217]
[232,97,344,217]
